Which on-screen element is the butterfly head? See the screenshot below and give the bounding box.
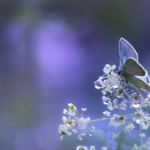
[116,69,122,75]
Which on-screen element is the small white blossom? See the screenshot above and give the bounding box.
[66,117,75,129]
[78,133,86,141]
[124,123,135,134]
[113,99,118,105]
[140,122,149,130]
[111,65,116,70]
[130,93,143,105]
[82,108,87,111]
[112,133,118,140]
[59,124,68,134]
[120,100,127,110]
[138,144,149,150]
[68,109,76,116]
[68,103,76,116]
[72,129,78,134]
[109,114,125,128]
[90,126,95,132]
[78,117,89,129]
[76,146,88,150]
[101,146,108,150]
[90,146,95,150]
[144,115,150,122]
[59,124,69,140]
[134,110,144,120]
[63,109,68,114]
[132,144,138,150]
[102,96,110,105]
[95,84,101,89]
[62,116,67,124]
[102,89,107,95]
[147,137,150,145]
[107,101,114,111]
[103,111,111,117]
[103,64,111,74]
[139,133,145,138]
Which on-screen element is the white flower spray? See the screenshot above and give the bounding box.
[59,64,150,150]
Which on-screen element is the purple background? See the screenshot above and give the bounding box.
[0,0,150,150]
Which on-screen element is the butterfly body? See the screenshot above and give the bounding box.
[119,38,150,93]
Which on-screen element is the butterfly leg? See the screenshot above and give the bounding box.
[128,84,131,94]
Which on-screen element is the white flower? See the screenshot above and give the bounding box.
[134,110,144,119]
[82,108,87,111]
[112,133,118,140]
[59,124,68,135]
[109,114,125,128]
[124,123,135,134]
[68,103,76,116]
[102,96,110,105]
[130,93,143,104]
[90,146,95,150]
[120,100,127,110]
[116,88,124,98]
[68,109,76,116]
[95,84,101,89]
[132,144,138,150]
[65,117,75,129]
[76,146,88,150]
[59,124,69,140]
[63,109,68,114]
[107,100,114,111]
[102,96,108,101]
[103,64,111,74]
[111,65,116,70]
[140,122,149,130]
[78,133,86,141]
[90,126,95,132]
[144,115,150,122]
[138,144,149,150]
[139,133,145,138]
[101,146,108,150]
[113,99,118,105]
[78,117,89,129]
[72,129,78,134]
[103,111,111,117]
[102,89,107,95]
[62,116,67,124]
[94,79,102,89]
[147,137,150,145]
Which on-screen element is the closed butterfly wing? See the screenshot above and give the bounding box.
[121,58,150,93]
[119,38,138,70]
[139,74,150,85]
[122,58,145,76]
[127,76,150,93]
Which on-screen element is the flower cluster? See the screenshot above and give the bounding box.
[59,103,95,141]
[59,64,150,150]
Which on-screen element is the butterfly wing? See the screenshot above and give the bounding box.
[122,58,145,76]
[119,38,138,70]
[127,76,150,93]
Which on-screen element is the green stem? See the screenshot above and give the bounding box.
[88,118,110,123]
[75,109,79,118]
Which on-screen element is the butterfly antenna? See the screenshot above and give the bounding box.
[104,58,119,70]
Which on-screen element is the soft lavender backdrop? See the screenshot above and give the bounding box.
[0,0,150,150]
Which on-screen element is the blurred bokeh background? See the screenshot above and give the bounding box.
[1,0,150,150]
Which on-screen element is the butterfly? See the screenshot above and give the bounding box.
[118,38,150,93]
